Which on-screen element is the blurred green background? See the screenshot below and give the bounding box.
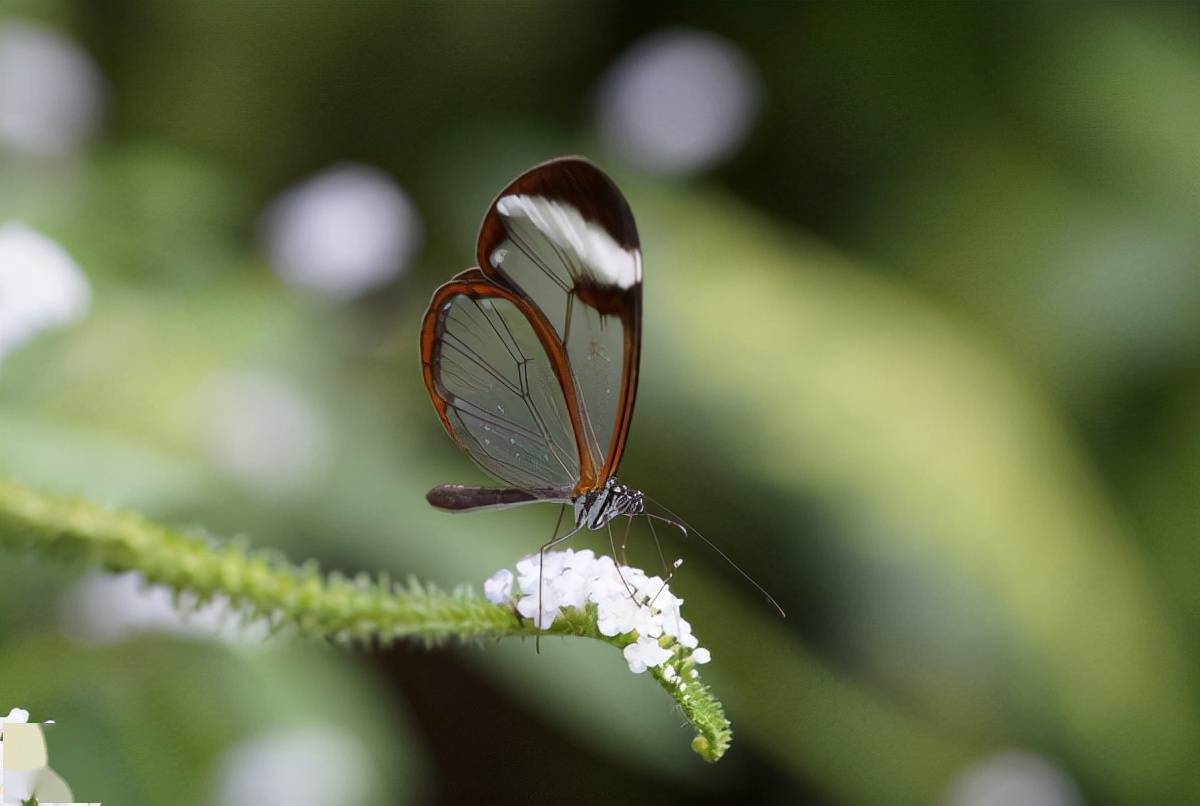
[2,2,1199,804]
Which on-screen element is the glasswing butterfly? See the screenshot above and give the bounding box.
[420,157,782,615]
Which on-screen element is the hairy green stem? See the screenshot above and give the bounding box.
[0,478,731,761]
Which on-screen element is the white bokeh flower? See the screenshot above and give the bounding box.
[211,725,378,806]
[0,21,105,158]
[0,220,90,362]
[261,164,422,300]
[200,371,331,497]
[60,571,272,647]
[486,549,711,675]
[595,28,761,176]
[946,749,1084,806]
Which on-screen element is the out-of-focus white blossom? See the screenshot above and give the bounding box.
[595,28,761,176]
[211,725,378,806]
[261,164,421,300]
[60,571,272,647]
[488,549,711,675]
[200,371,331,497]
[945,749,1084,806]
[0,220,90,361]
[0,21,105,158]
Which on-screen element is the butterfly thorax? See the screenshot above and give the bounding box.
[575,478,645,530]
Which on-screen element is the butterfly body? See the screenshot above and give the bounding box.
[575,477,645,530]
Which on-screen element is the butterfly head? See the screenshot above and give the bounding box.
[578,478,645,530]
[613,484,646,518]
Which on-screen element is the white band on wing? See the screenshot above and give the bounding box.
[495,194,642,290]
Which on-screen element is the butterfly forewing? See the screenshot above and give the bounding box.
[422,158,642,503]
[477,159,642,486]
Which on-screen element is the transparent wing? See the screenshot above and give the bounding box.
[476,158,643,487]
[421,270,582,493]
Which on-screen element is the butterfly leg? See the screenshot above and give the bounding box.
[536,504,575,653]
[619,512,633,567]
[607,518,637,600]
[646,511,671,579]
[645,515,683,619]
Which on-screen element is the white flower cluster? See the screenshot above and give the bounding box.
[484,549,712,676]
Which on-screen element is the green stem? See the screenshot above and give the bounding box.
[0,477,731,761]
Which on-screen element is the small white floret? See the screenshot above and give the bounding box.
[483,568,514,604]
[623,635,672,674]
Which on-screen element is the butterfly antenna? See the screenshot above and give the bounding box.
[648,557,685,609]
[644,514,672,600]
[620,509,633,567]
[607,518,636,599]
[643,515,686,640]
[643,494,787,618]
[536,504,569,653]
[645,507,671,578]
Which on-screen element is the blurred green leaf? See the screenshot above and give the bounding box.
[633,184,1200,804]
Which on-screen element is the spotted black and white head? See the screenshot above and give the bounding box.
[575,477,645,530]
